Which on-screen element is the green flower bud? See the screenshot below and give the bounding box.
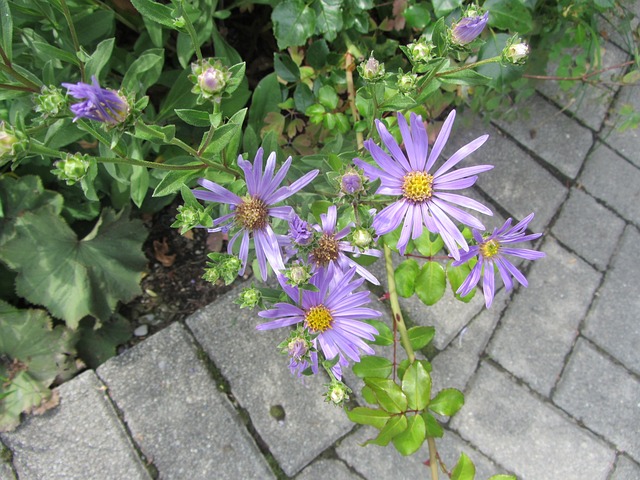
[406,40,434,64]
[325,380,351,406]
[503,40,530,65]
[51,153,91,185]
[0,123,19,159]
[397,73,418,94]
[285,263,312,286]
[190,59,231,103]
[352,228,373,249]
[34,86,67,118]
[359,54,385,82]
[172,16,186,29]
[236,286,262,309]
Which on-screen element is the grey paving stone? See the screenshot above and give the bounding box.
[611,456,640,480]
[430,295,507,393]
[444,115,568,233]
[96,322,274,480]
[296,458,362,480]
[186,290,353,477]
[554,338,640,463]
[537,41,628,131]
[0,371,151,480]
[599,3,640,55]
[580,142,640,225]
[601,84,640,168]
[451,362,615,480]
[584,226,640,375]
[493,93,593,178]
[488,237,601,396]
[336,426,506,480]
[551,187,626,271]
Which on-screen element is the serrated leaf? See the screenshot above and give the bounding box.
[392,414,426,456]
[422,411,444,437]
[429,388,465,416]
[363,414,407,446]
[353,356,393,379]
[415,262,446,306]
[76,316,131,368]
[451,452,476,480]
[0,208,147,328]
[402,361,431,411]
[313,0,342,41]
[346,407,391,429]
[395,259,419,298]
[407,326,435,350]
[272,0,317,49]
[365,378,408,413]
[0,371,50,432]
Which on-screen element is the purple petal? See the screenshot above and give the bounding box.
[482,260,495,308]
[372,200,410,235]
[376,118,411,172]
[426,109,455,172]
[433,134,489,178]
[431,197,485,230]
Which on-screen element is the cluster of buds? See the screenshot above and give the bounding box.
[502,35,530,65]
[358,54,386,82]
[51,153,92,185]
[34,86,67,119]
[202,253,242,285]
[190,58,231,103]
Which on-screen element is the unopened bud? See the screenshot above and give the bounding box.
[325,380,351,406]
[340,169,363,194]
[397,73,418,94]
[503,40,529,65]
[34,86,66,118]
[0,123,19,158]
[360,54,385,82]
[352,228,373,249]
[237,286,261,309]
[52,153,90,185]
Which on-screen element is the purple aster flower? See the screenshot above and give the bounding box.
[453,213,546,308]
[309,205,381,285]
[62,76,129,124]
[193,148,318,279]
[257,267,381,379]
[354,110,493,259]
[288,214,313,245]
[451,11,489,45]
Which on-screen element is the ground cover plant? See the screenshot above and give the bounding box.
[1,0,638,477]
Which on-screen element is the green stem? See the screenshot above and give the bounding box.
[427,437,439,480]
[0,83,36,92]
[89,0,140,32]
[28,141,65,158]
[181,0,203,62]
[435,56,501,77]
[95,156,207,171]
[59,0,86,81]
[0,63,40,91]
[383,245,415,363]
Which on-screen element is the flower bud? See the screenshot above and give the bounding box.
[406,40,434,64]
[503,39,529,65]
[236,286,262,309]
[51,153,91,185]
[397,73,418,94]
[451,10,489,45]
[288,215,313,245]
[360,54,385,82]
[325,380,351,406]
[340,169,363,195]
[352,228,373,249]
[34,86,66,118]
[287,337,309,360]
[190,59,231,102]
[0,123,19,159]
[285,263,312,286]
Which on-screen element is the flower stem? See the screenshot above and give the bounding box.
[344,52,364,150]
[0,63,40,92]
[181,0,203,62]
[383,244,415,363]
[59,0,86,81]
[94,156,207,171]
[435,55,501,77]
[427,437,439,480]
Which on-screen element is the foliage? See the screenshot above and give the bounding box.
[0,0,636,477]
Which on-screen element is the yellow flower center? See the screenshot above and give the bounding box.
[480,239,500,258]
[235,196,268,230]
[306,305,333,333]
[311,234,340,266]
[402,171,434,203]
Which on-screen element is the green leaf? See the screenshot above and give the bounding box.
[415,262,446,306]
[294,83,315,113]
[407,326,435,350]
[248,73,282,132]
[432,0,463,17]
[402,361,431,411]
[438,69,492,86]
[130,165,149,208]
[122,49,164,93]
[0,0,13,62]
[318,85,339,110]
[484,0,533,34]
[0,208,147,328]
[365,378,408,413]
[363,414,408,446]
[346,407,391,429]
[392,414,426,456]
[365,318,394,346]
[451,453,476,480]
[313,0,343,41]
[158,69,197,121]
[85,38,115,81]
[394,259,420,298]
[202,122,242,156]
[76,315,131,368]
[274,53,300,83]
[272,0,317,49]
[224,108,248,161]
[447,262,476,302]
[306,39,329,70]
[32,41,80,66]
[379,94,418,112]
[429,388,465,416]
[175,109,211,127]
[404,3,430,29]
[130,0,176,27]
[352,356,393,379]
[422,412,444,437]
[310,200,331,220]
[0,371,50,432]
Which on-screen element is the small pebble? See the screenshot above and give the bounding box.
[134,325,149,337]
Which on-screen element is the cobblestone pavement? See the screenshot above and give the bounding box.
[2,38,640,480]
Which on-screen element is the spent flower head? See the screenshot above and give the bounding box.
[192,148,318,280]
[354,110,493,258]
[51,153,91,185]
[453,213,545,307]
[257,267,381,380]
[450,10,489,45]
[62,76,129,124]
[277,327,316,377]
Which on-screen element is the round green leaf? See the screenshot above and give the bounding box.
[401,361,431,411]
[395,259,420,298]
[363,318,394,346]
[413,231,444,257]
[422,412,444,438]
[365,378,408,413]
[415,262,446,306]
[407,326,436,350]
[447,262,477,303]
[364,414,408,447]
[392,414,426,456]
[451,452,476,480]
[353,356,393,379]
[404,4,431,29]
[429,388,465,417]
